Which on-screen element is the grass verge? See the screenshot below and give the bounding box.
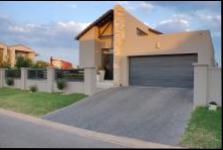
[180,106,222,148]
[0,88,86,117]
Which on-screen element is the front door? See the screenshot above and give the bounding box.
[102,53,113,80]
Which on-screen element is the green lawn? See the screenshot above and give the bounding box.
[0,88,86,117]
[180,107,222,148]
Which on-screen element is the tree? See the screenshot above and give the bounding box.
[15,56,33,68]
[32,60,49,68]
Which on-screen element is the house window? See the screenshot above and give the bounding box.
[136,28,148,36]
[15,51,26,58]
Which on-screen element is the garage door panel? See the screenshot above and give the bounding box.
[129,54,197,88]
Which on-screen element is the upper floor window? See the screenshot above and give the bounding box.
[15,52,26,58]
[136,28,148,36]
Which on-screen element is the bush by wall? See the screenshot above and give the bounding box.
[5,78,14,86]
[56,79,67,90]
[32,60,49,68]
[29,85,38,92]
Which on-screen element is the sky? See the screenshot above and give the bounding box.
[0,1,221,66]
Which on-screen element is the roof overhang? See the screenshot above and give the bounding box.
[149,28,163,34]
[75,9,113,40]
[75,7,162,40]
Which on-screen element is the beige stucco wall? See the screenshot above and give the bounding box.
[208,67,221,106]
[0,68,93,95]
[110,5,215,86]
[79,27,98,68]
[79,40,97,68]
[120,30,215,86]
[193,64,221,107]
[123,7,158,37]
[25,79,48,92]
[4,79,22,89]
[79,23,113,71]
[0,43,8,63]
[0,49,3,63]
[53,81,85,94]
[193,64,209,107]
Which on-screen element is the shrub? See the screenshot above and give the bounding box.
[32,60,49,68]
[30,85,38,92]
[57,79,66,90]
[15,56,33,68]
[5,78,14,86]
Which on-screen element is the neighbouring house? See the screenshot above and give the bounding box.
[76,5,221,106]
[50,57,73,69]
[0,43,7,64]
[0,43,37,67]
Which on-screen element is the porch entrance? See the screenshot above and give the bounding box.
[102,49,113,80]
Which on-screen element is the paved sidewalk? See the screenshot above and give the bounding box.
[0,109,179,148]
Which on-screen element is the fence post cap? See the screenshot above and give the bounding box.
[47,66,54,69]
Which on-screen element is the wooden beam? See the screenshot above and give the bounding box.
[99,22,112,36]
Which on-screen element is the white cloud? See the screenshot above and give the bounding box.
[156,18,190,33]
[116,1,154,13]
[194,13,221,37]
[8,26,26,32]
[0,16,89,64]
[117,1,129,5]
[138,2,154,12]
[57,21,89,32]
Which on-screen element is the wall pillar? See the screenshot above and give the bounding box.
[0,69,5,88]
[47,67,55,93]
[193,63,208,109]
[84,68,96,95]
[20,67,28,90]
[113,5,125,86]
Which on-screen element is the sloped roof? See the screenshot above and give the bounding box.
[9,44,32,49]
[75,6,162,40]
[75,9,113,40]
[9,44,36,53]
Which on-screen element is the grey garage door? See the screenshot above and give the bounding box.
[129,54,197,88]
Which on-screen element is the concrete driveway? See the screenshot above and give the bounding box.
[43,87,193,146]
